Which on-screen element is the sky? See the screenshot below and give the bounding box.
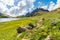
[0,0,60,17]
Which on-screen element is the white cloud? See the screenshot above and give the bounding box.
[48,0,60,11]
[0,1,8,13]
[38,2,45,8]
[41,6,48,10]
[0,0,14,6]
[18,0,26,7]
[48,1,55,11]
[0,0,36,17]
[41,0,60,11]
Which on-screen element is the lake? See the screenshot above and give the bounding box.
[0,18,20,22]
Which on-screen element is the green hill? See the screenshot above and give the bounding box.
[0,8,60,40]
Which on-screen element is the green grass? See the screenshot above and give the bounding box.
[0,10,60,40]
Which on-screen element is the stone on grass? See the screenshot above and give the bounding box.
[17,26,33,33]
[17,27,28,33]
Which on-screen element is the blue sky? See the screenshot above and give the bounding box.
[0,0,60,17]
[34,0,57,8]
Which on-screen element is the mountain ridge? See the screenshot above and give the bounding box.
[26,8,49,17]
[0,8,60,18]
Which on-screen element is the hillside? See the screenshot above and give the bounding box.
[0,8,60,40]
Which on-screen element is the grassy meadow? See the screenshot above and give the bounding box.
[0,9,60,40]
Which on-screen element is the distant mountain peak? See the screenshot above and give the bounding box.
[26,8,49,16]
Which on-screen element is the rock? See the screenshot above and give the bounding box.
[17,26,33,33]
[17,27,28,33]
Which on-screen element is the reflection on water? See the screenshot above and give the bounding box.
[0,18,19,22]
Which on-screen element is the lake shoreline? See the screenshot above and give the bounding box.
[0,18,20,22]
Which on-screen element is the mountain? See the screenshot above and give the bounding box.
[26,8,49,17]
[0,13,10,18]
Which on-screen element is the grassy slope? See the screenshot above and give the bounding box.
[0,9,60,40]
